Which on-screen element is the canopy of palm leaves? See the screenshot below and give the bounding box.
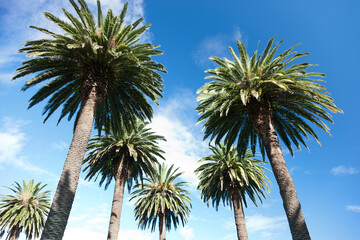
[131,164,191,232]
[197,37,342,157]
[0,180,50,240]
[13,0,166,133]
[195,143,270,209]
[83,121,166,190]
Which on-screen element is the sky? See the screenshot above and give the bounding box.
[0,0,359,239]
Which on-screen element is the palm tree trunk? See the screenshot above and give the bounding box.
[231,188,248,240]
[249,103,311,240]
[107,157,131,240]
[159,212,166,240]
[9,224,20,240]
[41,85,99,240]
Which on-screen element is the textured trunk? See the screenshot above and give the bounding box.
[107,158,131,240]
[249,102,311,240]
[9,224,20,240]
[231,188,248,240]
[41,85,100,240]
[159,212,166,240]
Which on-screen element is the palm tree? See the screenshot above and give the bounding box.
[196,37,342,239]
[13,0,165,238]
[83,121,165,240]
[195,143,270,240]
[131,163,191,240]
[0,180,50,240]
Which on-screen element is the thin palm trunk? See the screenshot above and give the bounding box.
[159,212,166,240]
[9,224,20,240]
[231,188,248,240]
[249,104,311,240]
[107,157,131,240]
[41,86,99,240]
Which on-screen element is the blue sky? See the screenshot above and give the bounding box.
[0,0,359,239]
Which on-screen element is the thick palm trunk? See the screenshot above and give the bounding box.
[41,86,99,240]
[9,224,20,240]
[249,103,311,240]
[159,212,166,240]
[107,158,131,240]
[231,188,248,240]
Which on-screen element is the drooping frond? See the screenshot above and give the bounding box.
[14,0,166,134]
[197,37,342,157]
[131,163,191,232]
[195,143,270,210]
[83,121,166,191]
[0,180,50,240]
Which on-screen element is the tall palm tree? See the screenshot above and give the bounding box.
[83,121,165,240]
[0,180,50,240]
[195,143,270,240]
[131,164,191,240]
[196,37,342,239]
[13,0,165,238]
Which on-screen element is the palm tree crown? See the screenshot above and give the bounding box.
[197,37,342,156]
[83,121,166,240]
[13,0,166,132]
[0,180,50,240]
[84,121,166,190]
[195,143,270,209]
[131,164,191,233]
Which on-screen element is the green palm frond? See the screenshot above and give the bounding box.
[83,121,166,190]
[14,0,166,134]
[197,37,342,157]
[131,163,191,232]
[0,180,50,240]
[195,143,270,209]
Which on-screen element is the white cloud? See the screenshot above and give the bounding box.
[150,90,209,185]
[52,140,69,151]
[117,230,153,240]
[63,227,106,240]
[0,0,147,84]
[180,226,194,240]
[0,117,49,174]
[289,166,299,174]
[245,214,287,239]
[221,233,237,240]
[246,214,287,232]
[346,205,360,213]
[63,202,154,240]
[331,165,359,176]
[193,27,244,67]
[68,214,88,222]
[223,218,235,230]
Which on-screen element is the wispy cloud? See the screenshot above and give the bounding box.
[0,117,50,175]
[52,140,69,151]
[246,214,287,239]
[331,165,359,176]
[346,205,360,213]
[0,0,147,84]
[180,226,194,240]
[193,27,245,67]
[150,90,210,185]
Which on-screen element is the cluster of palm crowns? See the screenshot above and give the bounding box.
[0,0,341,240]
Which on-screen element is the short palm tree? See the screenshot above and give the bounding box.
[131,164,191,240]
[83,121,165,240]
[195,143,270,240]
[13,0,165,238]
[0,180,50,240]
[196,37,342,239]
